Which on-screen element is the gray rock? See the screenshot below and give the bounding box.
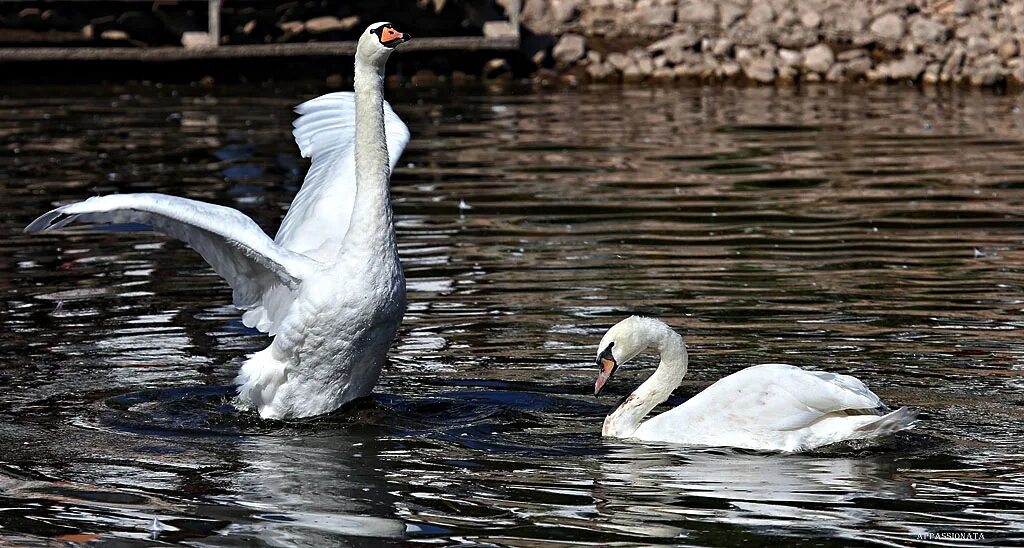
[586,50,602,65]
[922,62,941,84]
[778,48,803,67]
[802,43,835,73]
[970,54,1005,86]
[954,0,976,16]
[642,6,675,27]
[909,16,946,44]
[774,26,819,49]
[845,56,872,77]
[744,58,776,83]
[622,64,645,82]
[646,31,699,54]
[553,33,586,64]
[636,55,655,76]
[997,37,1019,60]
[678,0,716,25]
[652,67,676,82]
[719,1,746,29]
[837,48,868,61]
[606,52,633,72]
[305,15,359,34]
[747,1,775,26]
[967,35,995,57]
[778,65,799,82]
[880,55,926,80]
[720,61,742,77]
[586,61,617,82]
[870,13,905,43]
[800,10,821,29]
[825,63,845,81]
[941,46,966,82]
[550,0,580,25]
[712,38,734,56]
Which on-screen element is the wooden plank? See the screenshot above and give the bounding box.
[0,36,519,62]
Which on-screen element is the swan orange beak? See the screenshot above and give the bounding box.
[594,355,617,396]
[380,26,412,47]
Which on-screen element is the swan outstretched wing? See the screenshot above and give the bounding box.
[274,91,410,256]
[25,193,320,319]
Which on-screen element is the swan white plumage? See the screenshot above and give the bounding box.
[25,22,413,420]
[593,317,917,452]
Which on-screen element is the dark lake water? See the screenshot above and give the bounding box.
[2,82,1023,546]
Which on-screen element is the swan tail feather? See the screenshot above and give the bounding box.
[854,406,918,436]
[234,348,289,419]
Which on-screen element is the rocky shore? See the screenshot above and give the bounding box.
[524,0,1024,87]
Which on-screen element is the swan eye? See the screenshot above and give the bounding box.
[598,342,615,368]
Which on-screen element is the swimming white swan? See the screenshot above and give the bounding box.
[594,317,917,452]
[25,23,412,420]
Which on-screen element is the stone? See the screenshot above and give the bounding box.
[997,38,1019,60]
[652,67,676,82]
[647,31,699,55]
[777,65,798,82]
[744,58,775,83]
[607,52,633,72]
[922,62,941,84]
[181,31,213,49]
[622,64,645,82]
[586,50,602,65]
[909,16,946,44]
[305,15,359,34]
[837,48,868,62]
[778,48,803,67]
[870,13,905,43]
[636,55,655,76]
[845,57,872,77]
[802,43,834,73]
[774,26,819,49]
[800,10,821,29]
[825,63,845,81]
[720,61,741,77]
[719,1,745,28]
[941,47,966,82]
[712,38,733,57]
[279,20,304,34]
[747,1,775,27]
[970,54,1005,86]
[805,72,822,82]
[586,61,617,82]
[550,0,580,24]
[100,30,129,41]
[880,55,926,80]
[641,6,675,27]
[954,0,976,16]
[552,33,586,64]
[483,21,517,39]
[678,0,716,25]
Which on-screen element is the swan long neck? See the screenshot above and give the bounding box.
[602,324,688,438]
[346,56,396,257]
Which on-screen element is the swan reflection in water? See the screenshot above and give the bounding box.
[590,443,914,539]
[223,429,407,543]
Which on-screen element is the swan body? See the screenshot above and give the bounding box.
[594,317,917,452]
[25,23,412,420]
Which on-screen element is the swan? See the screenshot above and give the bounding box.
[24,22,413,420]
[593,316,917,452]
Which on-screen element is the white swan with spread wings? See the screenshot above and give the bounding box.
[25,23,413,419]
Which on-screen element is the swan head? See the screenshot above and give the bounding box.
[358,22,412,66]
[594,316,672,396]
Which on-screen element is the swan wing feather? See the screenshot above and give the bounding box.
[638,363,884,437]
[274,91,409,255]
[25,193,319,321]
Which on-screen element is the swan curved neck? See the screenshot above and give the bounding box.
[347,57,396,256]
[602,325,688,438]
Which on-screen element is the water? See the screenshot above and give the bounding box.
[2,83,1023,546]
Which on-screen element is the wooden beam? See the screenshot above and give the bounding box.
[0,36,519,63]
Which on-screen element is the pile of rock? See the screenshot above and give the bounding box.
[526,0,1024,86]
